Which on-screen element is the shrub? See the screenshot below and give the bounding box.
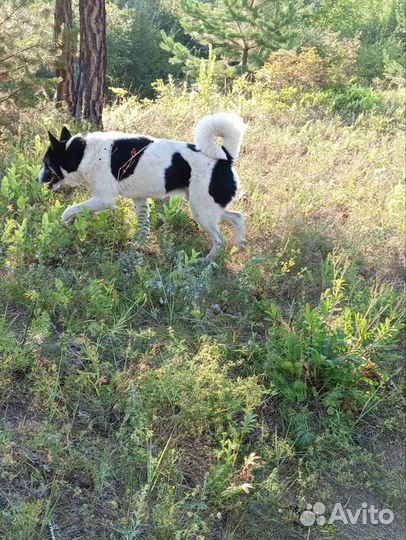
[262,254,403,416]
[258,48,328,91]
[256,35,361,93]
[301,30,361,87]
[322,85,383,114]
[106,1,182,98]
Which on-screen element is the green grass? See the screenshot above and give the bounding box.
[0,87,404,539]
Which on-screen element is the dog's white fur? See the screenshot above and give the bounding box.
[41,113,246,260]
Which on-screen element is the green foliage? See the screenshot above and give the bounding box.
[134,343,263,437]
[0,70,404,538]
[197,45,217,104]
[311,0,402,40]
[300,29,361,87]
[263,254,403,415]
[320,85,383,114]
[311,0,405,81]
[160,32,203,79]
[107,0,184,97]
[156,196,188,227]
[0,1,53,112]
[161,0,306,79]
[0,500,45,540]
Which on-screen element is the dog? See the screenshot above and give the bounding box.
[37,112,246,260]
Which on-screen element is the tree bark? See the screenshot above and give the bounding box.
[54,0,75,114]
[75,0,106,129]
[241,45,249,67]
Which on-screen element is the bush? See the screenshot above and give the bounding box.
[301,29,361,87]
[263,254,403,416]
[106,1,183,98]
[321,85,383,114]
[254,36,360,94]
[257,48,328,91]
[310,0,404,82]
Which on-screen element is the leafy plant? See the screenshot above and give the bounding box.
[323,84,382,114]
[263,254,403,417]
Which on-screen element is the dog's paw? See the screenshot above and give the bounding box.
[237,239,247,251]
[197,255,218,266]
[61,207,77,223]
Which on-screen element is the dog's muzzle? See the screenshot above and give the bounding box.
[37,168,62,190]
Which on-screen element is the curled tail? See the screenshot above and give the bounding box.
[194,112,245,161]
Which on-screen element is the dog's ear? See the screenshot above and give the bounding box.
[48,131,61,149]
[60,126,72,141]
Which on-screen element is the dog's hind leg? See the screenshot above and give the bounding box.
[189,197,223,261]
[133,198,150,243]
[222,210,246,250]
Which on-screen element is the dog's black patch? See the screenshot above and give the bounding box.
[209,157,236,207]
[64,137,87,172]
[165,152,191,192]
[42,136,86,184]
[187,143,200,152]
[221,145,233,163]
[111,137,153,181]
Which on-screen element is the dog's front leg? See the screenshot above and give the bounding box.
[61,197,117,223]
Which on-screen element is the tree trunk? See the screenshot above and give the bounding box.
[75,0,106,129]
[54,0,75,114]
[241,45,249,67]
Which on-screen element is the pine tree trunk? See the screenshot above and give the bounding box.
[75,0,106,128]
[241,45,249,67]
[54,0,75,114]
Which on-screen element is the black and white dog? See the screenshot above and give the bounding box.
[37,112,246,260]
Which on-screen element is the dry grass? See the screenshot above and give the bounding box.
[103,91,404,283]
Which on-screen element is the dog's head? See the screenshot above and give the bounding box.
[37,126,82,190]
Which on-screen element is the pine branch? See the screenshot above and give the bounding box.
[0,0,29,28]
[0,45,40,65]
[0,85,30,104]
